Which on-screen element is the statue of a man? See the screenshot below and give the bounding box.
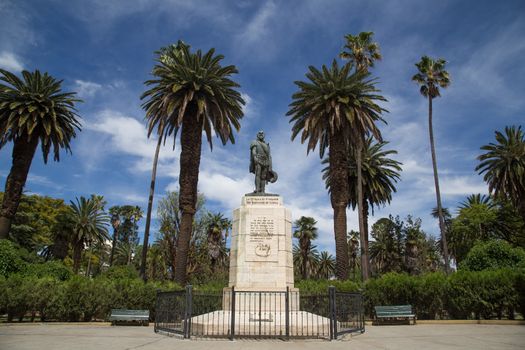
[249,131,277,194]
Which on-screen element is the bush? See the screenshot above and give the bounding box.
[460,240,525,271]
[22,261,72,281]
[414,272,447,319]
[0,240,25,277]
[296,279,360,294]
[447,269,519,319]
[364,273,417,317]
[99,265,140,280]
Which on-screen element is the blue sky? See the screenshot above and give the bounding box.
[1,0,524,252]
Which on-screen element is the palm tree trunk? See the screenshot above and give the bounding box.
[85,250,91,277]
[0,137,39,239]
[109,227,118,267]
[174,114,202,285]
[330,132,349,280]
[428,96,450,273]
[356,141,370,280]
[141,132,163,281]
[73,241,82,274]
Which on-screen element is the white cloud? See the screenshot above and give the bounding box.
[0,51,23,71]
[74,79,103,98]
[439,176,487,196]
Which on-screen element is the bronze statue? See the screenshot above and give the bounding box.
[249,131,277,194]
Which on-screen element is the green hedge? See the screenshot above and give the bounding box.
[363,269,524,320]
[1,268,524,321]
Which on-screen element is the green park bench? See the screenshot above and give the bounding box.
[109,309,150,326]
[374,305,416,325]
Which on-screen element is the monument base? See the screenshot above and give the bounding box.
[190,310,333,338]
[222,287,300,311]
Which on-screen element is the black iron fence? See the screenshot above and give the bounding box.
[155,286,364,340]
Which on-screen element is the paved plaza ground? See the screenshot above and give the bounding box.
[1,323,524,350]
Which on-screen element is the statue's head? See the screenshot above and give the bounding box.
[257,131,265,140]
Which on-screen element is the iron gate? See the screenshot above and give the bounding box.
[154,285,364,340]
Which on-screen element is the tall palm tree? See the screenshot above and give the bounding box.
[322,138,402,271]
[476,126,525,222]
[286,60,386,280]
[0,69,81,239]
[141,43,244,284]
[69,196,109,273]
[412,55,451,273]
[293,216,319,279]
[140,41,188,282]
[340,32,382,73]
[108,207,121,267]
[338,31,383,281]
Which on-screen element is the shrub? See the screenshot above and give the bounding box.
[414,272,447,319]
[0,240,25,277]
[460,240,525,271]
[22,261,72,281]
[364,273,417,317]
[296,279,360,294]
[99,265,140,280]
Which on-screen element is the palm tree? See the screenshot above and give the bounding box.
[206,212,231,272]
[140,41,188,282]
[292,243,319,279]
[69,196,109,273]
[323,138,402,271]
[340,32,382,73]
[0,69,81,239]
[476,126,525,222]
[108,208,121,267]
[317,251,335,279]
[287,60,386,280]
[141,43,244,284]
[348,230,360,280]
[338,32,384,281]
[293,216,319,279]
[412,55,451,273]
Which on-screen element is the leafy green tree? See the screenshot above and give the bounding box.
[460,240,525,271]
[287,59,386,280]
[450,201,498,264]
[476,126,525,222]
[0,69,82,239]
[293,216,319,280]
[369,217,403,274]
[69,197,109,273]
[141,43,244,284]
[412,56,451,273]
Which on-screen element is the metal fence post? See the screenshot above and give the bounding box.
[230,287,235,341]
[285,287,290,340]
[328,286,336,340]
[184,285,193,339]
[154,289,160,333]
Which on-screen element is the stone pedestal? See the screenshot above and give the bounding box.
[224,195,298,311]
[228,195,294,289]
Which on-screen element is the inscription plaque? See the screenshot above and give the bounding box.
[246,217,278,262]
[245,197,280,206]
